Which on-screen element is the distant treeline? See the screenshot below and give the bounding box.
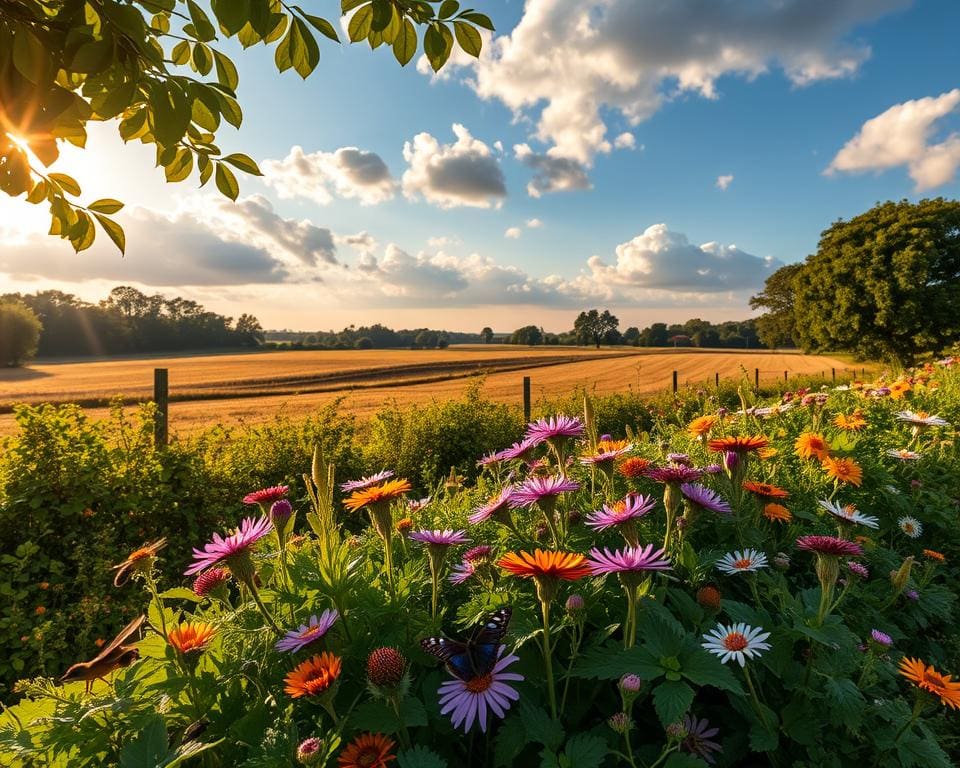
[265,325,478,350]
[2,287,264,357]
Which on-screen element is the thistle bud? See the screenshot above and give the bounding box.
[696,584,721,610]
[565,593,585,617]
[367,647,408,695]
[297,737,323,765]
[890,556,914,593]
[619,674,643,694]
[608,712,632,734]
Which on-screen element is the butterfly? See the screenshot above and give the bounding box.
[61,614,145,693]
[420,606,512,681]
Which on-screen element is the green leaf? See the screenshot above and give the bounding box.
[397,745,446,768]
[518,702,563,751]
[423,22,451,71]
[192,43,212,75]
[87,198,124,214]
[290,18,320,78]
[824,677,865,729]
[222,153,262,176]
[158,587,201,602]
[679,650,744,695]
[896,732,953,768]
[453,20,481,57]
[213,50,239,91]
[748,712,779,753]
[69,210,96,252]
[48,173,81,197]
[165,148,194,182]
[572,642,663,680]
[664,754,709,768]
[438,0,460,19]
[12,27,48,84]
[393,19,417,66]
[401,696,428,727]
[651,680,694,726]
[119,715,167,767]
[370,0,394,32]
[198,155,214,186]
[187,0,217,41]
[342,0,368,12]
[461,11,495,31]
[494,715,529,767]
[348,5,374,42]
[350,699,401,733]
[561,734,607,768]
[297,10,340,42]
[211,0,250,35]
[640,610,688,659]
[215,162,238,200]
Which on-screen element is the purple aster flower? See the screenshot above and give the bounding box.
[870,629,893,647]
[448,559,476,585]
[409,529,470,547]
[185,516,273,576]
[464,545,494,563]
[275,609,339,653]
[509,475,580,508]
[579,444,633,466]
[848,561,870,579]
[701,463,724,474]
[680,483,731,515]
[339,470,394,492]
[499,439,539,461]
[681,715,723,764]
[646,465,703,484]
[524,415,584,446]
[905,589,919,602]
[588,544,672,575]
[478,449,507,467]
[585,493,656,531]
[437,647,523,732]
[469,486,514,525]
[243,485,289,506]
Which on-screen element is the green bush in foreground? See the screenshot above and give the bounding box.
[1,360,959,766]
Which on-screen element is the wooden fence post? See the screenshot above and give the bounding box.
[715,372,719,387]
[754,368,759,389]
[672,370,678,393]
[522,376,531,423]
[154,368,168,448]
[831,368,836,383]
[784,370,788,382]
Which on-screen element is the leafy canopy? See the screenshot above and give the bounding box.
[0,0,493,253]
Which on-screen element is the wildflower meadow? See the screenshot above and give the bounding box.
[2,361,960,767]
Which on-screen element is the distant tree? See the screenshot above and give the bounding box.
[355,337,373,350]
[0,301,42,366]
[793,199,960,365]
[480,326,494,344]
[414,330,439,349]
[437,337,449,349]
[510,325,543,345]
[603,328,622,345]
[574,309,619,348]
[692,327,720,348]
[235,314,264,346]
[622,327,640,346]
[639,322,669,347]
[750,264,803,349]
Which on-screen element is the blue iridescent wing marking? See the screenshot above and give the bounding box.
[420,607,512,681]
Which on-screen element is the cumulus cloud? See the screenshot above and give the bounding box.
[526,218,543,228]
[826,89,960,190]
[614,132,636,150]
[505,226,523,239]
[402,124,507,208]
[716,174,734,191]
[339,231,378,254]
[514,143,591,198]
[436,0,907,184]
[262,145,397,206]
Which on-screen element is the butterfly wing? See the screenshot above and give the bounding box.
[465,606,512,676]
[420,637,474,681]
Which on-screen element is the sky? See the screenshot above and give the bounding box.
[2,0,960,333]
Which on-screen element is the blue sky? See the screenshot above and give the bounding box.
[2,0,959,332]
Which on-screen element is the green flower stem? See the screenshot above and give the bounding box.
[623,584,638,649]
[893,692,924,743]
[828,579,853,614]
[144,573,168,641]
[429,560,441,621]
[243,576,282,634]
[537,501,561,547]
[743,663,772,732]
[389,694,412,750]
[383,534,396,601]
[816,580,835,626]
[647,745,678,768]
[559,621,584,717]
[856,654,875,689]
[540,599,558,720]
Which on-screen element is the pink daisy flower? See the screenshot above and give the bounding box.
[339,470,394,493]
[587,544,672,575]
[509,475,580,508]
[580,444,633,466]
[469,486,514,525]
[242,485,289,506]
[464,545,494,563]
[448,559,476,585]
[185,516,273,576]
[437,647,523,732]
[646,466,703,484]
[795,535,863,558]
[525,415,584,446]
[498,439,539,461]
[680,483,731,515]
[408,529,470,547]
[585,494,656,531]
[275,609,339,653]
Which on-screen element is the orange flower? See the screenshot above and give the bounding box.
[923,549,946,563]
[395,517,413,534]
[687,415,718,440]
[888,380,911,400]
[794,432,831,461]
[285,652,342,698]
[111,538,168,587]
[597,438,632,453]
[707,435,769,454]
[758,447,778,460]
[742,481,789,500]
[338,733,396,768]
[167,622,216,654]
[344,479,412,512]
[899,657,960,710]
[822,456,863,486]
[498,549,591,581]
[35,606,46,616]
[833,411,867,431]
[618,457,651,478]
[762,503,793,523]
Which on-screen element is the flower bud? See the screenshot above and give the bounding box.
[696,584,721,610]
[665,721,688,740]
[297,737,323,765]
[890,556,914,593]
[608,712,632,734]
[619,674,643,694]
[565,593,585,616]
[773,552,791,571]
[367,647,408,691]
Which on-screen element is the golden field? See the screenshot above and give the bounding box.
[0,345,861,434]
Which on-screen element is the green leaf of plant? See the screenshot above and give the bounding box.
[214,162,238,200]
[158,587,201,602]
[192,43,212,76]
[349,699,401,733]
[165,148,194,182]
[561,734,607,768]
[651,680,694,726]
[824,677,865,730]
[48,173,81,197]
[370,0,394,32]
[221,153,262,176]
[12,27,49,84]
[392,18,417,66]
[664,754,709,768]
[212,50,239,91]
[572,642,664,680]
[187,0,217,41]
[424,22,451,72]
[518,702,563,751]
[297,10,340,42]
[290,18,320,78]
[87,198,124,214]
[679,649,744,695]
[460,11,495,31]
[396,745,447,768]
[211,0,250,36]
[453,21,482,57]
[494,714,529,767]
[119,715,167,767]
[438,0,460,19]
[348,5,374,42]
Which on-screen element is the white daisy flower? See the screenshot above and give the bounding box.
[896,411,949,428]
[701,622,771,666]
[886,449,920,461]
[716,549,768,575]
[884,484,901,495]
[817,499,879,529]
[898,516,922,539]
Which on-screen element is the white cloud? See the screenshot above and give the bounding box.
[261,145,397,206]
[526,218,544,228]
[614,132,636,150]
[436,0,907,185]
[427,235,462,248]
[339,231,378,254]
[505,226,523,239]
[402,124,507,209]
[514,143,591,198]
[826,89,960,190]
[716,174,734,191]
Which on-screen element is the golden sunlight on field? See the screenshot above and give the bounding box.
[0,346,861,435]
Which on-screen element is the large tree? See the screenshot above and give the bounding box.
[749,263,803,349]
[793,198,960,365]
[1,1,492,252]
[573,309,619,348]
[480,326,494,344]
[0,300,42,366]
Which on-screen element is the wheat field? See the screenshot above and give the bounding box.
[0,346,861,435]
